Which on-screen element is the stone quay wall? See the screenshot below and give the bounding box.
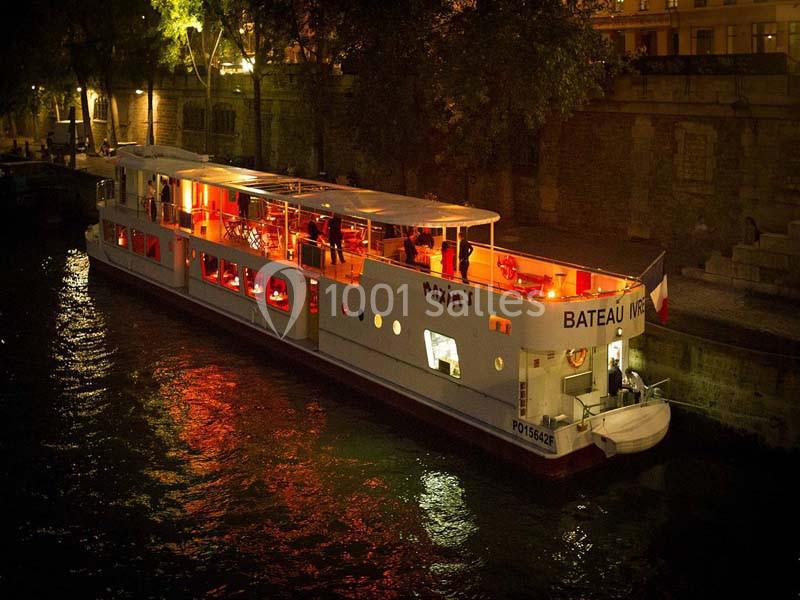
[537,72,800,264]
[630,324,800,449]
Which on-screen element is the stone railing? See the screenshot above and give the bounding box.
[633,53,796,76]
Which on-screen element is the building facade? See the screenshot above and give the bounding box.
[594,0,800,60]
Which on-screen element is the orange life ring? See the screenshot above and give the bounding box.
[567,348,588,368]
[498,255,518,281]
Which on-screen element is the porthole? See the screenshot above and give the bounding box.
[494,356,504,371]
[374,314,383,328]
[392,320,401,335]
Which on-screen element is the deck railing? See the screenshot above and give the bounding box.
[96,185,642,302]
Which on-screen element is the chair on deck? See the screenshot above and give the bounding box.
[344,228,365,253]
[223,217,240,241]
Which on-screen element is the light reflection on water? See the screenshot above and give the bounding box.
[1,235,798,599]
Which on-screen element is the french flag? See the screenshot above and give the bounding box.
[642,252,668,324]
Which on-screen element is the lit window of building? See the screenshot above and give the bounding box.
[615,0,624,12]
[93,96,109,121]
[752,22,778,53]
[639,0,648,11]
[666,0,678,8]
[790,22,800,61]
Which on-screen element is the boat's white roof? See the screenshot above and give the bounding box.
[117,145,500,228]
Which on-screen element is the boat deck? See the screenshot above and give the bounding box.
[101,198,640,300]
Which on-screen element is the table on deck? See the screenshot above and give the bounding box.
[223,217,278,253]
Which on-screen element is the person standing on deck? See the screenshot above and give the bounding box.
[403,231,418,267]
[307,219,321,244]
[146,179,156,222]
[624,367,646,403]
[237,192,249,219]
[458,232,473,284]
[608,358,623,397]
[416,227,434,249]
[160,179,172,223]
[328,214,345,264]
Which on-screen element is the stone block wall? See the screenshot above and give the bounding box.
[537,72,800,266]
[630,326,800,449]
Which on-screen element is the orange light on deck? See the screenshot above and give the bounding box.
[181,180,192,213]
[546,289,556,299]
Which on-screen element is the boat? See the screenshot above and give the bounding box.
[85,144,670,478]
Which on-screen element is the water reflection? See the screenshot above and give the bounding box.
[3,233,799,599]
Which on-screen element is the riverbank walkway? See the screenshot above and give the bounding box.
[3,136,799,355]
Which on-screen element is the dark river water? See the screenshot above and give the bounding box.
[1,228,797,599]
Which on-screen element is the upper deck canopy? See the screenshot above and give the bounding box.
[117,145,500,228]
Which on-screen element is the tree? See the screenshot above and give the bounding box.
[205,0,292,169]
[286,0,349,177]
[154,0,230,153]
[339,0,450,194]
[125,1,176,145]
[0,0,71,141]
[55,0,109,154]
[436,0,613,216]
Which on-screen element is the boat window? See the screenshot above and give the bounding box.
[131,229,145,254]
[115,224,129,248]
[202,253,219,283]
[489,315,512,335]
[309,278,319,314]
[244,267,260,298]
[423,330,461,379]
[146,234,161,261]
[102,220,115,243]
[266,276,289,312]
[221,260,240,292]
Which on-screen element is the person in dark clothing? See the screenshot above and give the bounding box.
[416,228,434,249]
[328,215,345,264]
[403,231,418,266]
[608,358,623,397]
[307,219,321,243]
[744,216,760,246]
[458,232,473,284]
[237,192,249,219]
[160,180,172,222]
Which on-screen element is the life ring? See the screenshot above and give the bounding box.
[567,348,588,368]
[498,255,518,281]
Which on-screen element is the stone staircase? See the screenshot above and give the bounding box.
[683,220,800,300]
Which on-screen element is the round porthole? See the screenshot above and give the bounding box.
[392,320,401,335]
[374,314,383,328]
[494,356,504,371]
